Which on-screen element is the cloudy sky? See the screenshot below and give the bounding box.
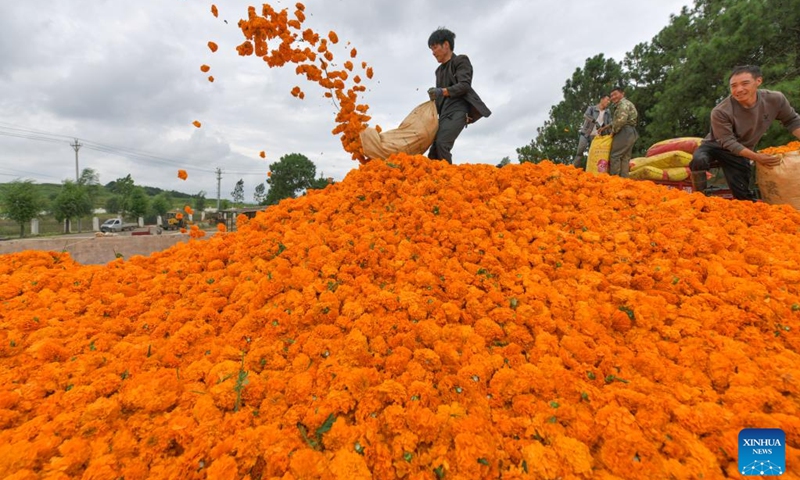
[0,0,689,203]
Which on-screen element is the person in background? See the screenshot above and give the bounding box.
[598,86,638,177]
[689,65,800,199]
[572,96,612,169]
[426,28,491,164]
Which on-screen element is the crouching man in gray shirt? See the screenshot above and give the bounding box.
[690,65,800,200]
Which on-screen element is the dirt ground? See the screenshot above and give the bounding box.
[0,231,202,265]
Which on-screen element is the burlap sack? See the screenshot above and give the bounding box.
[757,151,800,210]
[360,101,438,160]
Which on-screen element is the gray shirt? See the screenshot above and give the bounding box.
[705,89,800,154]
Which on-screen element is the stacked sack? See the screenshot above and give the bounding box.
[629,137,703,181]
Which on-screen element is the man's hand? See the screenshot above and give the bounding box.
[427,87,444,101]
[752,152,782,168]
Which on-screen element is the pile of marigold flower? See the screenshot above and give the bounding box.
[760,141,800,155]
[203,3,373,162]
[1,154,799,479]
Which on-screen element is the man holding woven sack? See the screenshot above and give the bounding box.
[599,87,638,177]
[689,65,800,200]
[426,28,491,164]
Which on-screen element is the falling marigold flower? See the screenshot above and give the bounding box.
[177,169,188,180]
[328,31,339,44]
[208,76,215,82]
[200,65,210,73]
[366,67,374,79]
[296,3,305,11]
[267,171,272,177]
[175,212,184,220]
[211,5,218,17]
[184,205,194,215]
[260,151,266,158]
[208,41,218,53]
[192,120,202,128]
[350,48,357,58]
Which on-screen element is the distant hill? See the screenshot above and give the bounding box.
[2,181,198,211]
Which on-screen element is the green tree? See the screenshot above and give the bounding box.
[517,54,623,164]
[521,0,800,158]
[195,190,207,213]
[496,156,512,168]
[307,176,331,191]
[105,196,122,216]
[78,168,101,206]
[265,153,318,205]
[231,179,245,207]
[52,180,92,233]
[254,183,266,204]
[150,193,171,220]
[0,179,45,238]
[108,174,136,217]
[128,188,149,220]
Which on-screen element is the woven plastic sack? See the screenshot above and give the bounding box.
[586,135,613,174]
[757,151,800,210]
[360,101,438,160]
[630,166,690,181]
[629,151,693,171]
[646,137,703,157]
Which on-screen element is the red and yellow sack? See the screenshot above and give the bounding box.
[629,166,691,182]
[646,137,703,157]
[629,151,693,171]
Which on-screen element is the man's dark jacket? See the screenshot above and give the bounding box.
[434,54,491,124]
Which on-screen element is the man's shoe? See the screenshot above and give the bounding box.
[690,171,708,194]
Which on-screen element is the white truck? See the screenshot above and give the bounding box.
[100,218,138,233]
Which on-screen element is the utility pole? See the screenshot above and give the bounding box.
[71,139,82,181]
[216,167,223,210]
[71,139,83,233]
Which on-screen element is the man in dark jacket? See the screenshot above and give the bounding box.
[426,28,491,164]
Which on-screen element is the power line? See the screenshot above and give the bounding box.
[0,121,270,176]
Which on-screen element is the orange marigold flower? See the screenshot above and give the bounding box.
[208,41,218,53]
[211,5,218,17]
[208,76,215,82]
[260,151,266,159]
[328,31,339,44]
[184,205,194,215]
[192,120,202,128]
[200,64,210,73]
[177,169,188,180]
[366,67,373,79]
[175,213,184,220]
[350,48,357,58]
[216,222,227,232]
